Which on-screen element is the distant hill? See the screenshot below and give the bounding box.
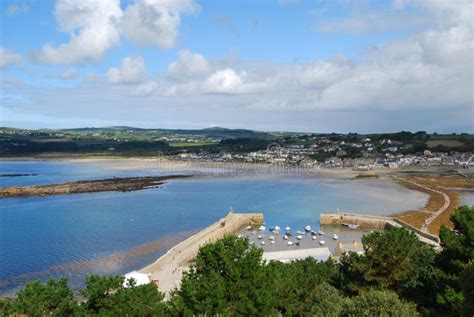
[62,126,275,140]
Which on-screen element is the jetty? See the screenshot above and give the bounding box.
[320,212,441,249]
[139,212,263,295]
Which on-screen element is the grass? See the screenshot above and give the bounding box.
[394,176,471,235]
[395,210,432,228]
[426,140,464,148]
[169,141,218,147]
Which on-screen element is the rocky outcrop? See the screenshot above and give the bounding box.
[0,175,192,199]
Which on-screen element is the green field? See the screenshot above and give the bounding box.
[168,141,219,147]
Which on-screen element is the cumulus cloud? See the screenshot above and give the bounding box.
[0,47,22,68]
[121,0,199,49]
[168,68,274,95]
[37,0,122,64]
[107,56,146,84]
[167,50,210,78]
[131,81,159,96]
[35,0,198,65]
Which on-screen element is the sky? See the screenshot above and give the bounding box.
[0,0,473,133]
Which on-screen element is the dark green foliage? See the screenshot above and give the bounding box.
[459,262,474,317]
[169,235,277,316]
[3,278,76,317]
[337,228,435,296]
[1,276,166,317]
[78,275,166,316]
[431,205,474,316]
[269,258,341,316]
[342,290,419,317]
[219,138,274,152]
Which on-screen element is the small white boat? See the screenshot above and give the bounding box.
[246,225,252,230]
[318,231,325,235]
[283,235,288,240]
[319,240,326,245]
[269,235,275,241]
[257,235,263,239]
[342,223,360,229]
[312,235,317,240]
[332,234,339,240]
[270,240,275,244]
[305,225,312,232]
[296,235,303,240]
[259,225,266,231]
[274,225,281,231]
[261,241,265,245]
[285,226,291,231]
[249,241,254,245]
[297,230,304,235]
[287,241,294,246]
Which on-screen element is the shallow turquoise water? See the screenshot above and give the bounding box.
[0,161,428,295]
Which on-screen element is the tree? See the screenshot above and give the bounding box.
[3,278,76,316]
[79,275,166,316]
[342,290,419,317]
[337,228,436,297]
[434,205,474,315]
[459,262,474,317]
[269,258,342,316]
[169,236,277,316]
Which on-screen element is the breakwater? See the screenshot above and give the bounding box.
[320,212,441,248]
[139,212,264,294]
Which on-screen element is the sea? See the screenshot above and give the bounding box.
[0,159,459,296]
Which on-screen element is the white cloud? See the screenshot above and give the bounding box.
[167,50,210,78]
[131,81,159,96]
[299,60,353,89]
[35,0,198,65]
[107,56,147,84]
[168,68,274,95]
[0,47,22,68]
[37,0,122,65]
[59,68,79,79]
[121,0,199,49]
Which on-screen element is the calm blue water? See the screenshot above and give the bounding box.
[0,160,428,295]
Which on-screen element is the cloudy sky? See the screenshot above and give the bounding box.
[0,0,473,133]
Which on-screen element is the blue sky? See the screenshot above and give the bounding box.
[0,0,473,132]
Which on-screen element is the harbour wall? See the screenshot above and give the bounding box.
[139,212,263,287]
[320,212,440,247]
[320,212,392,230]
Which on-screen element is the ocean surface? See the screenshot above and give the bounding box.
[0,160,431,295]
